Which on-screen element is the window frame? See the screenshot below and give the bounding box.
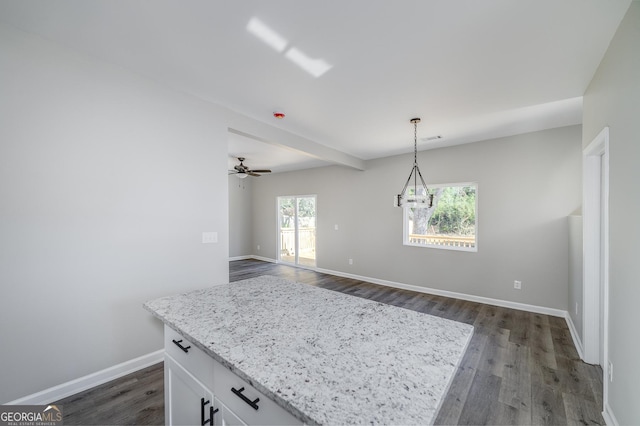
[402,182,478,252]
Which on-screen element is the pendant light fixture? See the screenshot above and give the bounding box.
[396,118,434,208]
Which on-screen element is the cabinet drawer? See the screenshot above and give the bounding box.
[164,325,214,390]
[212,359,302,426]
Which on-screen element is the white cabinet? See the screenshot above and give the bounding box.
[163,325,302,426]
[164,325,214,390]
[216,398,246,426]
[165,355,218,426]
[212,359,300,426]
[164,325,219,426]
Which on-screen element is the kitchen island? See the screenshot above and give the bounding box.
[144,275,473,425]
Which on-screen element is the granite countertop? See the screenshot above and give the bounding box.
[144,275,473,425]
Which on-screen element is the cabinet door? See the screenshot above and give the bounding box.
[215,398,246,426]
[165,354,218,426]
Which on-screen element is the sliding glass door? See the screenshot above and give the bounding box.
[277,195,316,267]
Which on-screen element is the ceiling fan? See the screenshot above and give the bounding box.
[229,157,271,178]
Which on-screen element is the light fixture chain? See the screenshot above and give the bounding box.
[414,120,418,165]
[396,117,432,208]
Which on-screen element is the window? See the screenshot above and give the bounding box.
[403,183,477,251]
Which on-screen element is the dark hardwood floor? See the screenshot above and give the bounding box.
[56,259,604,425]
[54,362,164,425]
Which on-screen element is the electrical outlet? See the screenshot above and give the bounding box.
[257,245,260,250]
[514,280,522,290]
[609,361,613,382]
[348,258,353,265]
[334,224,339,231]
[575,302,579,316]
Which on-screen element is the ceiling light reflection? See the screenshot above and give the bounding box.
[246,17,287,52]
[246,17,333,78]
[285,47,333,78]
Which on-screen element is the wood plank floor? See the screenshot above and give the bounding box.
[55,259,604,425]
[54,362,164,425]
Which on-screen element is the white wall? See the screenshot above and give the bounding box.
[582,3,640,423]
[228,175,253,257]
[567,215,583,339]
[0,23,230,403]
[251,125,582,310]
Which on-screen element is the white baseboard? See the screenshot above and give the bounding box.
[229,255,276,263]
[602,402,619,426]
[232,256,569,318]
[564,312,585,360]
[6,350,164,405]
[229,255,278,263]
[315,266,568,318]
[229,255,252,261]
[250,255,277,263]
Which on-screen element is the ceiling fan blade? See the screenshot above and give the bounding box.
[248,172,261,177]
[250,169,271,173]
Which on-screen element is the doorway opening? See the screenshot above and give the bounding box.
[277,195,317,268]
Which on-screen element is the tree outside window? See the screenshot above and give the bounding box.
[404,183,477,251]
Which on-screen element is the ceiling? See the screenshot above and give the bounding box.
[227,132,330,174]
[0,1,631,173]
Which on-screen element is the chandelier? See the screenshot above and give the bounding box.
[396,118,433,208]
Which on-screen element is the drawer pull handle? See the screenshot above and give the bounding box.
[231,386,260,410]
[200,398,218,425]
[172,339,191,353]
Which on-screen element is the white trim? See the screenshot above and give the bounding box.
[5,350,164,405]
[229,255,252,261]
[229,255,278,263]
[251,255,277,263]
[602,402,619,426]
[582,127,610,416]
[234,256,568,317]
[564,312,585,360]
[583,126,611,421]
[315,266,567,318]
[403,182,478,253]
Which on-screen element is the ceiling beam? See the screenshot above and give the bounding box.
[225,110,365,171]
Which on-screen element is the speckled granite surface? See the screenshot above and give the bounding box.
[144,275,473,425]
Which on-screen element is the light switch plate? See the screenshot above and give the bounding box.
[202,232,218,244]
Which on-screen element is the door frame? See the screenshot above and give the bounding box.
[276,194,317,268]
[582,126,610,403]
